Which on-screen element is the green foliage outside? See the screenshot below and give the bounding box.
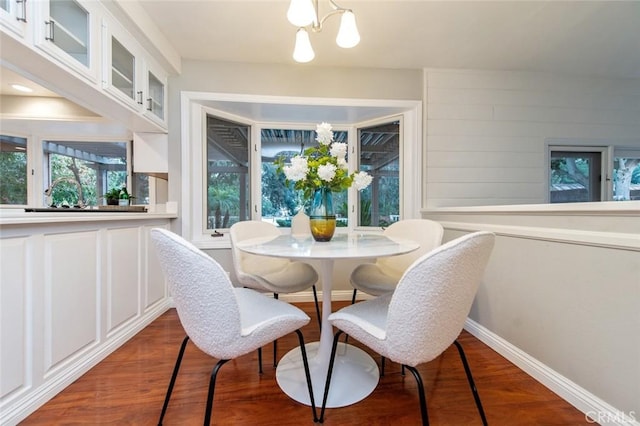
[49,153,125,206]
[207,163,241,229]
[0,151,27,204]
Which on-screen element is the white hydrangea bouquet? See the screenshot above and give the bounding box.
[277,122,373,201]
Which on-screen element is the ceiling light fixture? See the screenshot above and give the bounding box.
[287,0,360,63]
[11,83,33,93]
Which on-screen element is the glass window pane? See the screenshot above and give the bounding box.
[0,135,28,205]
[261,128,348,228]
[550,150,602,203]
[206,115,249,230]
[132,173,149,205]
[42,140,127,207]
[49,0,89,66]
[358,121,400,227]
[613,155,640,201]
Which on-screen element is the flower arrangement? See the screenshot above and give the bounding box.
[277,122,373,201]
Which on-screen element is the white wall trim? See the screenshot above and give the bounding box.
[464,318,639,426]
[438,221,640,252]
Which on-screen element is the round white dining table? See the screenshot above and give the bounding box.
[235,232,419,408]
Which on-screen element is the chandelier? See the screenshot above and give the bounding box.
[287,0,360,63]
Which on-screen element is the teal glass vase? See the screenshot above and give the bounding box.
[308,187,336,242]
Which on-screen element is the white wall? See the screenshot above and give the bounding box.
[424,69,640,208]
[424,202,640,425]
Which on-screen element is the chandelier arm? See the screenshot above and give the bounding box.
[314,9,347,31]
[311,0,350,32]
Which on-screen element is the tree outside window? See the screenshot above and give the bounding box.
[0,135,28,205]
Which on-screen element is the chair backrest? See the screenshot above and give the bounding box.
[150,228,242,356]
[386,231,495,365]
[290,210,311,236]
[377,219,444,279]
[229,221,289,284]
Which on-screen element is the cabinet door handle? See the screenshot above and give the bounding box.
[45,20,55,41]
[146,98,153,111]
[136,91,143,105]
[16,0,27,22]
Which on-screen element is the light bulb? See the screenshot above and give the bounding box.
[293,28,315,63]
[336,10,360,48]
[287,0,316,27]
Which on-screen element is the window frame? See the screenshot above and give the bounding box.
[0,131,159,209]
[181,92,422,249]
[544,139,639,203]
[0,132,32,207]
[353,115,405,230]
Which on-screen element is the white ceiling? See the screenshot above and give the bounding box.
[2,1,638,126]
[0,66,60,97]
[138,0,640,79]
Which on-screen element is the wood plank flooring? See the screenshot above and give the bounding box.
[22,302,592,425]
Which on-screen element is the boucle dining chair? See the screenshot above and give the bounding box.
[230,220,321,333]
[350,219,444,302]
[319,231,495,425]
[150,228,317,425]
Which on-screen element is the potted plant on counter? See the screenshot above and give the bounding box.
[103,188,121,205]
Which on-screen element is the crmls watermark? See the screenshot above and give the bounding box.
[585,410,636,424]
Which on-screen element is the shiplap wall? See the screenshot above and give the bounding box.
[424,69,640,208]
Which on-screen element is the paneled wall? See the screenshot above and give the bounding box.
[0,220,171,425]
[424,69,640,208]
[424,202,640,425]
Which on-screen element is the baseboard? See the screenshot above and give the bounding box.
[0,300,172,426]
[464,318,639,426]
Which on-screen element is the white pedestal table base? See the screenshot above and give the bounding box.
[276,341,380,408]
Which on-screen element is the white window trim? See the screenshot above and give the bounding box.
[180,91,422,249]
[546,139,612,202]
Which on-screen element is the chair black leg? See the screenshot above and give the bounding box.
[312,285,322,331]
[405,365,429,426]
[158,335,190,426]
[381,356,385,376]
[257,347,263,374]
[319,330,344,423]
[454,340,488,426]
[273,293,279,367]
[295,330,319,422]
[203,359,229,426]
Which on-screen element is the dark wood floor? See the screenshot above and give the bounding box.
[22,302,592,425]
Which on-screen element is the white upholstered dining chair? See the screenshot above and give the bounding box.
[319,231,495,425]
[349,219,444,302]
[229,221,322,363]
[150,228,317,425]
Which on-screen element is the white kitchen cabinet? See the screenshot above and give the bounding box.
[133,132,168,175]
[102,17,168,130]
[0,216,172,425]
[102,17,141,110]
[1,0,172,133]
[0,0,28,39]
[142,59,167,126]
[33,0,100,83]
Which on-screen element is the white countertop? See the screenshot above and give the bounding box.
[0,208,177,225]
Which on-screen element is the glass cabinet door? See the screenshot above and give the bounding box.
[46,0,89,67]
[1,0,28,37]
[146,70,164,121]
[111,36,136,102]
